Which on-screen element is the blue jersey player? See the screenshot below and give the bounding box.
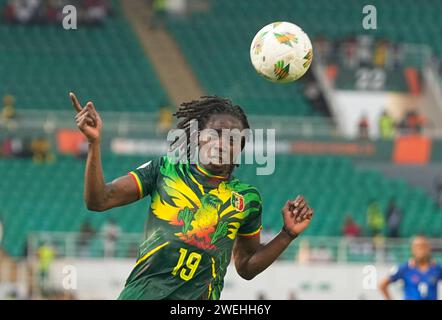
[380,235,442,300]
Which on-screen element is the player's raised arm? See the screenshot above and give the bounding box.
[69,92,139,211]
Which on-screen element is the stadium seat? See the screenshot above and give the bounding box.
[1,154,441,257]
[165,0,442,115]
[0,0,168,112]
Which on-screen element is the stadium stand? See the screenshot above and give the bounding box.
[238,155,442,238]
[1,154,441,257]
[166,0,442,115]
[0,0,168,112]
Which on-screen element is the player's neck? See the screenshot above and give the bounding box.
[414,258,431,269]
[195,162,231,179]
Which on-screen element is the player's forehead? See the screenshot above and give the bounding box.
[204,114,243,131]
[412,236,429,247]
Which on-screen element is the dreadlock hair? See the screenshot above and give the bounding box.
[171,96,250,165]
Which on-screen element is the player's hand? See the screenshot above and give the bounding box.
[70,92,102,143]
[281,195,314,239]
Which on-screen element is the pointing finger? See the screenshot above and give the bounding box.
[70,92,82,113]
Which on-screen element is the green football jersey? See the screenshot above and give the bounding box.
[117,155,263,300]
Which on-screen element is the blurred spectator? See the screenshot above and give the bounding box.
[13,0,42,24]
[356,35,374,68]
[373,39,389,68]
[83,0,109,25]
[385,198,402,238]
[78,220,95,257]
[1,95,17,130]
[400,110,427,134]
[2,137,33,158]
[342,216,361,237]
[366,200,384,237]
[2,95,16,120]
[3,1,15,22]
[342,36,357,69]
[3,0,111,25]
[391,43,404,70]
[13,137,31,157]
[1,137,32,157]
[44,0,59,23]
[379,110,396,140]
[102,218,121,258]
[157,104,173,134]
[358,114,369,140]
[31,136,54,163]
[316,35,407,73]
[1,137,13,157]
[150,0,167,29]
[37,241,56,297]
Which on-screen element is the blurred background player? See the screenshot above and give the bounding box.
[101,218,121,258]
[379,235,442,300]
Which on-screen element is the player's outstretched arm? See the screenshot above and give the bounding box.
[379,278,393,300]
[233,196,313,280]
[70,93,139,212]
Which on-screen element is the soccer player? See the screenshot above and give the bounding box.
[379,235,442,300]
[70,93,314,300]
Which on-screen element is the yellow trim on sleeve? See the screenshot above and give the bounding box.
[237,225,263,238]
[135,241,170,267]
[129,171,144,198]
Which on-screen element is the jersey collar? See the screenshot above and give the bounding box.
[190,163,233,185]
[195,163,229,179]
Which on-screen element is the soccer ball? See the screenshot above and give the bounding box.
[250,21,313,83]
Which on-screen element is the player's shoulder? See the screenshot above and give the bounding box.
[396,261,410,272]
[387,262,406,277]
[136,156,167,170]
[431,261,442,271]
[230,178,262,201]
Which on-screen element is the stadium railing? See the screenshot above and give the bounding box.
[0,109,338,139]
[27,232,442,264]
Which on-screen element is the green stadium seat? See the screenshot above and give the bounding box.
[165,0,442,115]
[0,0,168,112]
[4,153,440,257]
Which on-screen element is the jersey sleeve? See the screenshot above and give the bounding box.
[128,157,162,199]
[237,188,263,237]
[389,263,406,283]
